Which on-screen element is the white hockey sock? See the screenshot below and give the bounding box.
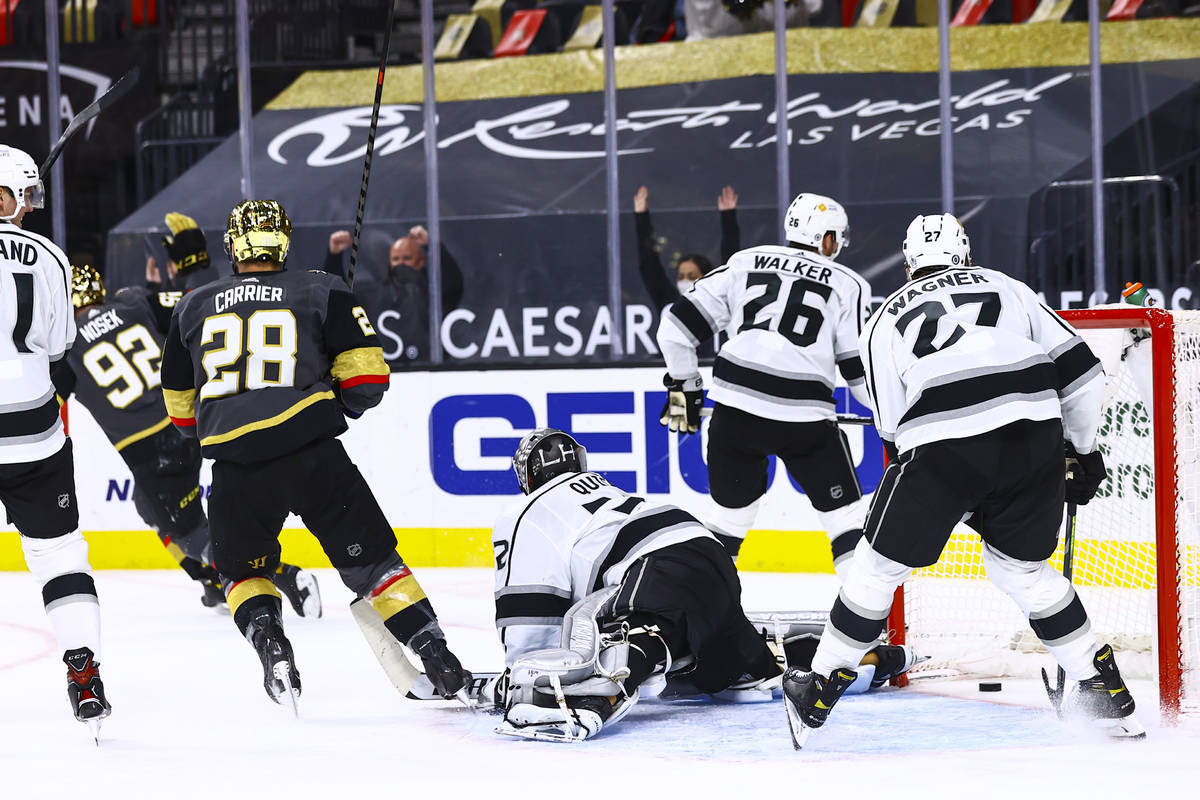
[812,541,910,676]
[983,545,1097,680]
[817,497,869,581]
[703,498,760,559]
[21,533,102,659]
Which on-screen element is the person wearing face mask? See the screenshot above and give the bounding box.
[324,225,464,366]
[634,184,740,310]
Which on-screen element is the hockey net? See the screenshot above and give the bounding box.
[890,307,1200,716]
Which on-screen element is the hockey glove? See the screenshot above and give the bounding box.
[659,373,704,434]
[162,212,210,272]
[333,383,364,419]
[1065,442,1107,505]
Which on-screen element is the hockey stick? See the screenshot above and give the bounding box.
[699,407,873,426]
[39,66,141,176]
[1041,500,1078,717]
[347,0,397,289]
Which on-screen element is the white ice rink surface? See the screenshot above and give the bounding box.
[2,568,1197,799]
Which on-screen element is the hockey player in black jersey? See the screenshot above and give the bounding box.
[656,193,873,579]
[784,214,1144,748]
[160,199,470,710]
[54,264,319,614]
[489,428,917,742]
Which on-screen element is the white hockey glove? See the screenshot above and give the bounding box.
[659,373,704,434]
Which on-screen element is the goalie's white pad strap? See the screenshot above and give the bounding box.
[351,598,421,694]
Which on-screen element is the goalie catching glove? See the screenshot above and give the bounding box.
[1064,442,1107,505]
[659,373,704,434]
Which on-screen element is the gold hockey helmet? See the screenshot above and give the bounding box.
[225,199,292,265]
[71,264,106,309]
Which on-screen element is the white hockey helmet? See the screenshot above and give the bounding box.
[902,213,971,279]
[784,193,849,258]
[0,146,44,221]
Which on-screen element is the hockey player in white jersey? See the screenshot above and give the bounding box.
[489,428,917,742]
[783,214,1143,748]
[492,428,781,741]
[0,145,111,738]
[656,193,873,578]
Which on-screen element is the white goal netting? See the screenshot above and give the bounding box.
[898,309,1200,713]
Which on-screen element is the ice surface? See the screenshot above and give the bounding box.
[1,568,1196,798]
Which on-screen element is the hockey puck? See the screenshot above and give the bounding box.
[978,682,1002,693]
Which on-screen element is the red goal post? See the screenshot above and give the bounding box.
[886,306,1198,719]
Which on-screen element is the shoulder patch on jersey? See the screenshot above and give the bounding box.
[157,291,183,308]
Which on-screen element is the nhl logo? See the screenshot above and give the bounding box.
[57,493,70,509]
[830,485,843,500]
[347,543,363,557]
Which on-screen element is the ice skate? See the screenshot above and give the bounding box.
[782,666,857,750]
[245,611,301,715]
[409,629,472,706]
[1062,644,1146,740]
[867,644,926,688]
[276,564,322,618]
[64,648,111,745]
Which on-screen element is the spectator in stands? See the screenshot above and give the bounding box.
[687,0,823,40]
[635,184,740,309]
[325,226,464,367]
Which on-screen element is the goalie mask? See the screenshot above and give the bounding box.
[0,146,45,221]
[513,428,588,495]
[225,199,292,268]
[902,213,971,280]
[784,193,849,259]
[71,264,106,309]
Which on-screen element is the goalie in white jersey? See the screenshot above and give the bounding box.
[783,214,1144,748]
[491,428,781,741]
[0,145,110,738]
[655,193,874,577]
[489,428,918,742]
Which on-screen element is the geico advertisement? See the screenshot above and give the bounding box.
[46,367,884,532]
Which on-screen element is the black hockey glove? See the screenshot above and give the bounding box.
[1064,442,1107,506]
[333,383,364,420]
[659,373,704,434]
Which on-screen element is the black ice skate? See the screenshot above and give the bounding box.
[196,564,225,609]
[1060,644,1146,739]
[245,611,302,715]
[64,647,111,744]
[409,629,473,706]
[868,644,927,688]
[275,564,322,618]
[782,666,858,750]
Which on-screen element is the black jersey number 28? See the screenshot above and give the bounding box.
[896,291,1001,358]
[738,273,833,347]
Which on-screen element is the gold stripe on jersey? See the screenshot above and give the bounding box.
[199,391,335,447]
[368,568,428,621]
[228,577,281,616]
[331,347,388,384]
[163,388,196,421]
[113,416,173,452]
